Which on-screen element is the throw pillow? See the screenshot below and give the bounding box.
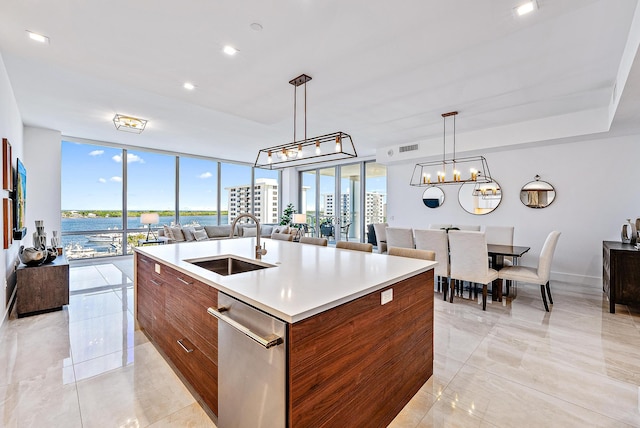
[163,225,175,240]
[169,226,186,242]
[193,229,208,241]
[273,225,289,234]
[243,227,257,237]
[182,226,197,242]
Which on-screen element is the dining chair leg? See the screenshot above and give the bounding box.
[449,280,455,303]
[442,278,448,301]
[545,281,553,305]
[497,279,503,302]
[482,284,487,311]
[540,284,549,312]
[506,280,511,296]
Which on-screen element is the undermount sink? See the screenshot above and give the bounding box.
[186,256,274,276]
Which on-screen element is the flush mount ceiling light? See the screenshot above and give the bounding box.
[410,111,494,187]
[223,45,238,56]
[183,82,195,90]
[254,74,357,169]
[26,30,49,44]
[515,0,538,16]
[113,114,148,134]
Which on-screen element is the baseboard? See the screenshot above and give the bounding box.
[550,271,601,288]
[1,286,17,327]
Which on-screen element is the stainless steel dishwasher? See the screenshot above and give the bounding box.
[207,292,287,428]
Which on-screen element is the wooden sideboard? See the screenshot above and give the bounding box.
[602,241,640,313]
[16,255,69,317]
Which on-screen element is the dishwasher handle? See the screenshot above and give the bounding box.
[207,307,284,349]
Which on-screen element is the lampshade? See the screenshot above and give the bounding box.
[140,213,160,225]
[293,213,307,224]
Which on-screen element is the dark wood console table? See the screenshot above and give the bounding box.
[16,254,69,317]
[603,241,640,313]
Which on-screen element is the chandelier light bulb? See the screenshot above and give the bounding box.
[267,151,272,164]
[335,136,342,152]
[315,141,321,155]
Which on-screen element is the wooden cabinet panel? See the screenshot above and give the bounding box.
[603,241,640,313]
[136,254,218,416]
[16,255,69,317]
[288,270,434,428]
[159,318,219,414]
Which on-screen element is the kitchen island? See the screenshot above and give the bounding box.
[135,237,436,427]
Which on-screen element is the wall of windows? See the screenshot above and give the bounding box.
[299,161,386,245]
[61,139,280,260]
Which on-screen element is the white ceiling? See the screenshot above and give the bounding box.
[0,0,639,164]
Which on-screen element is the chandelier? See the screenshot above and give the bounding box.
[410,111,494,186]
[254,74,356,169]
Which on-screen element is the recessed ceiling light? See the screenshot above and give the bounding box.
[515,1,538,16]
[183,82,195,90]
[26,30,49,44]
[250,22,263,32]
[223,45,238,56]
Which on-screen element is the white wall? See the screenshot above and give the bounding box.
[0,53,24,324]
[386,134,640,286]
[24,127,62,237]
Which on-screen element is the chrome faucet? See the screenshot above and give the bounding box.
[229,213,267,260]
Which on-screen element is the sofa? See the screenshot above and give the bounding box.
[157,223,297,244]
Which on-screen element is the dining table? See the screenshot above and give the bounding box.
[487,244,531,301]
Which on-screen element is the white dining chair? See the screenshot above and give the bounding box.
[448,230,499,310]
[428,223,451,230]
[498,231,561,312]
[414,229,451,301]
[453,224,481,231]
[372,223,388,254]
[485,226,514,246]
[385,227,415,249]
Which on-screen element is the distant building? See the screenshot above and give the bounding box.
[226,178,279,224]
[321,192,386,224]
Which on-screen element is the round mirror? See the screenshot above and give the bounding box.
[458,180,502,215]
[520,175,556,208]
[422,187,445,208]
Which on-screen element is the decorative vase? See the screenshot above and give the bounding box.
[51,230,60,248]
[621,219,637,245]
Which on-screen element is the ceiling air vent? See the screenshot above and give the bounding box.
[399,144,419,153]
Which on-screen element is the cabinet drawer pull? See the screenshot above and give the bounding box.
[150,279,161,286]
[177,339,194,353]
[177,277,192,286]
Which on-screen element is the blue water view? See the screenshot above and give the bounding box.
[61,215,228,259]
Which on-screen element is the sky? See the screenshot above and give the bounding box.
[61,141,271,211]
[61,140,385,212]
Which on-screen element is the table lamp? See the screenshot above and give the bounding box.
[293,213,307,241]
[140,213,160,240]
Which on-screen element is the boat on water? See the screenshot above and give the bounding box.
[86,234,117,242]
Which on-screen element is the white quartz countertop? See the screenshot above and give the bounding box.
[135,238,436,323]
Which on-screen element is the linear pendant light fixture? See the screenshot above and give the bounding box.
[410,111,494,186]
[254,74,357,169]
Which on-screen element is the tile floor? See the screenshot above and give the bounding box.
[1,258,639,427]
